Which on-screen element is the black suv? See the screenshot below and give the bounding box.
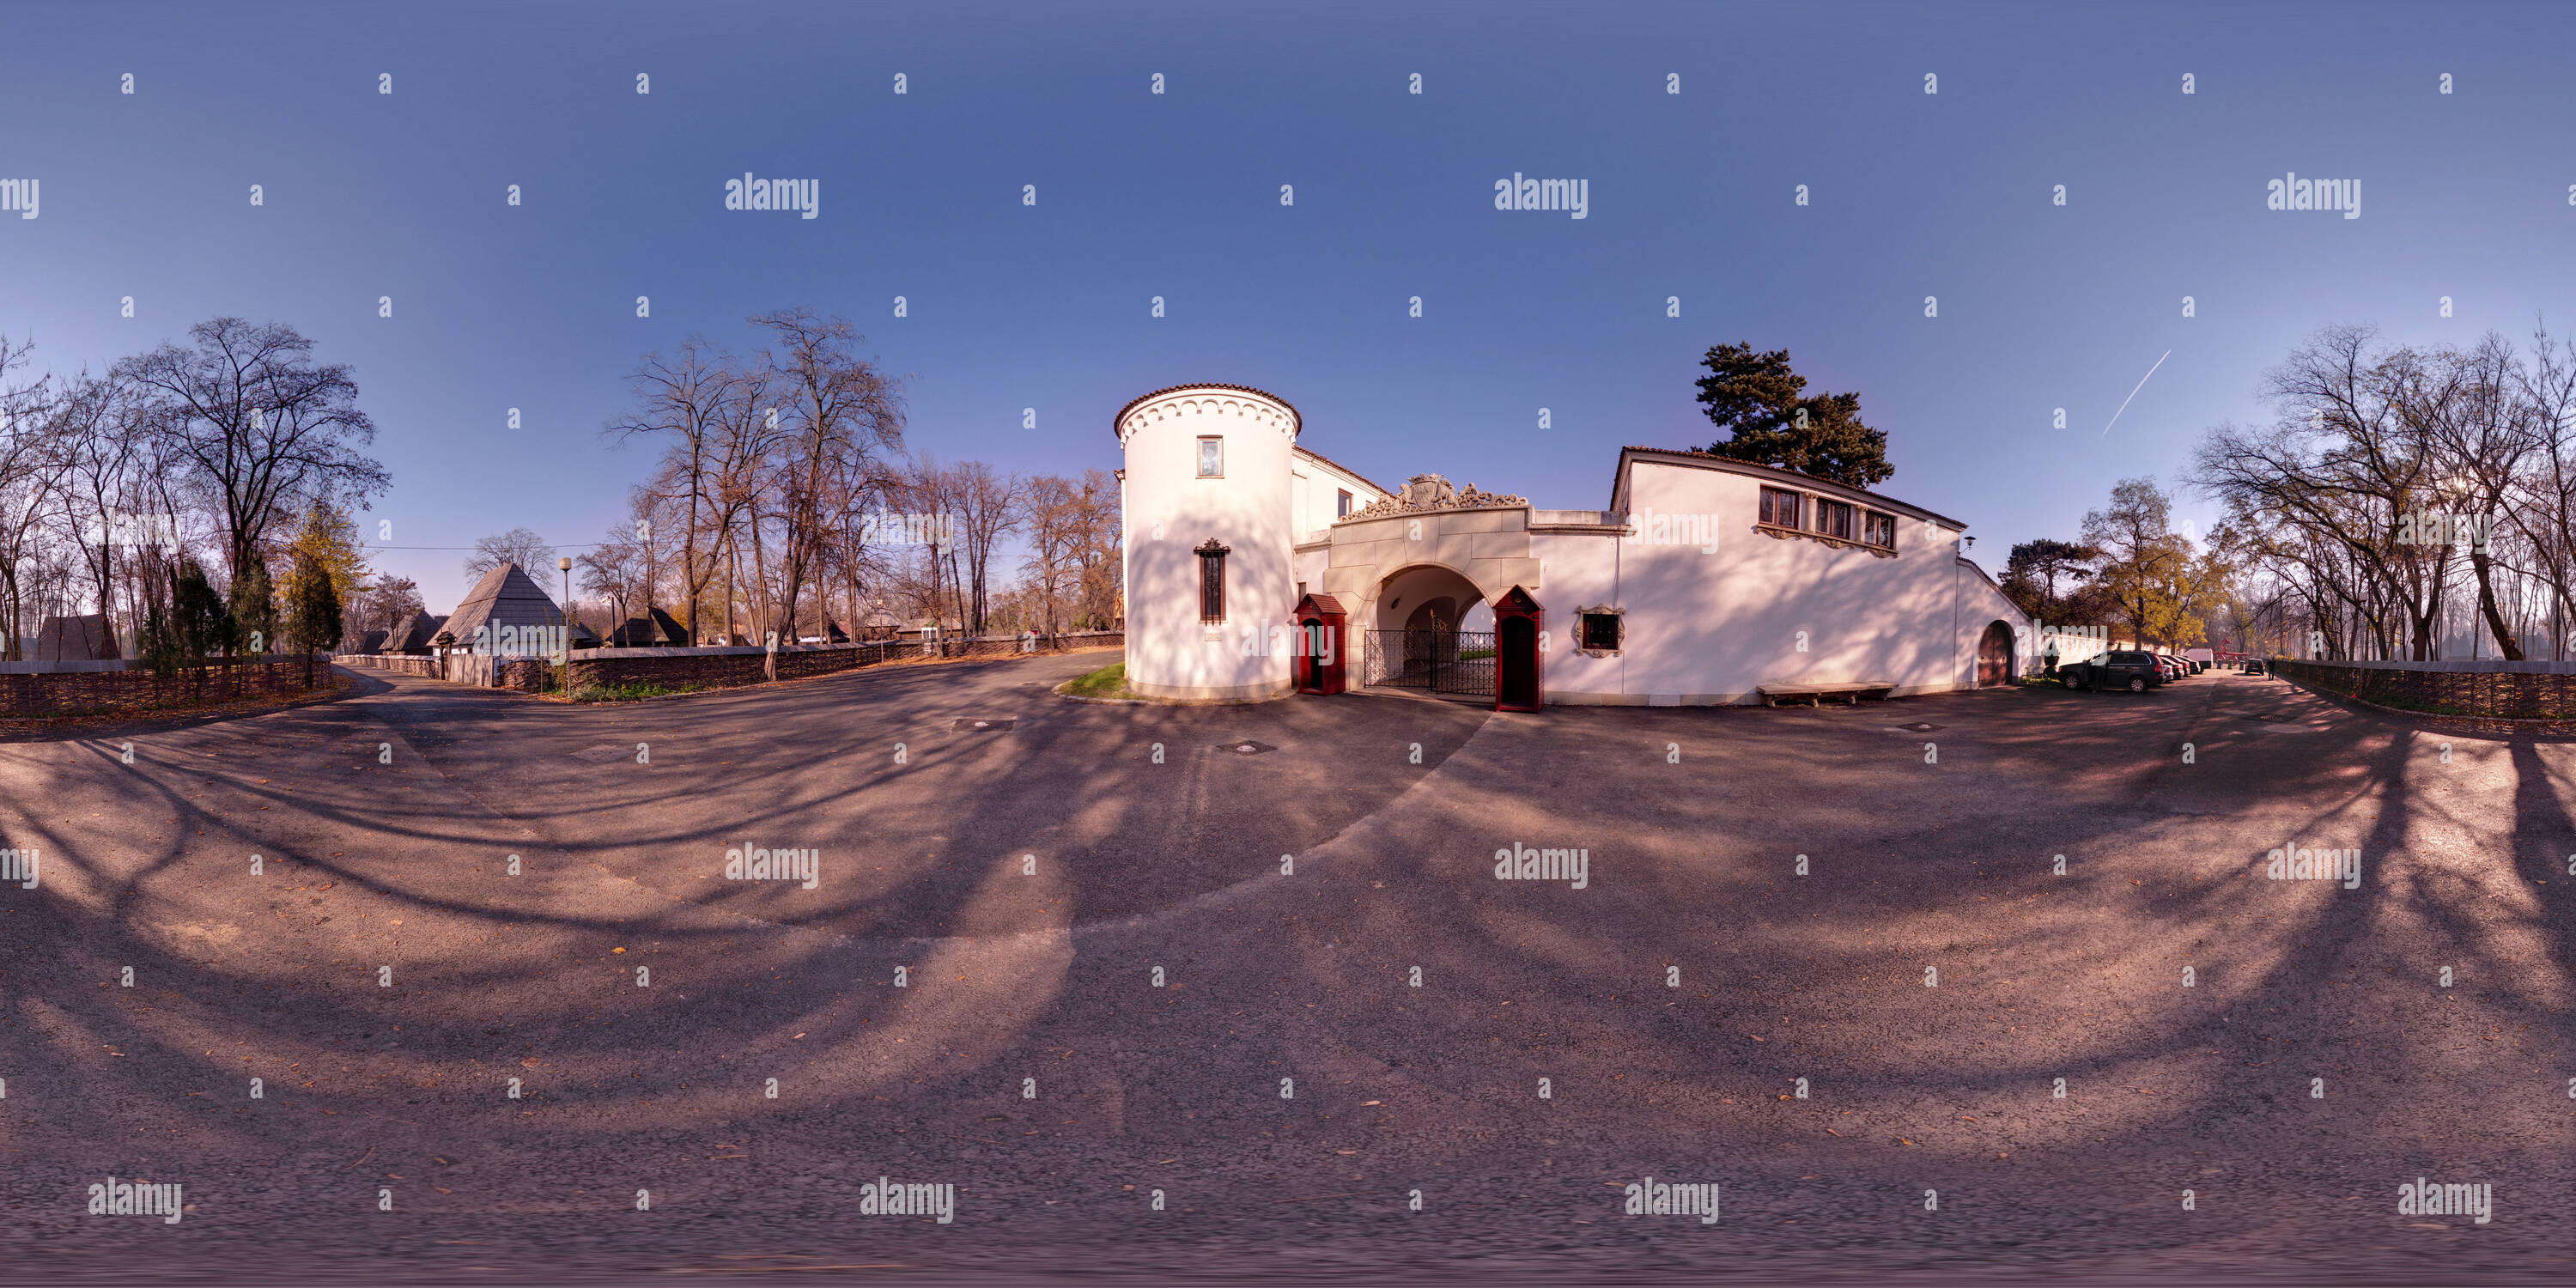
[2061,650,2163,693]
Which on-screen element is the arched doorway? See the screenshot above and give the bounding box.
[1977,621,2015,687]
[1494,586,1543,711]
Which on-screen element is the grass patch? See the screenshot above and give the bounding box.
[572,679,696,703]
[1061,662,1131,699]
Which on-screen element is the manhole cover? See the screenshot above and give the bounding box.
[1222,740,1276,755]
[953,718,1018,732]
[569,744,634,763]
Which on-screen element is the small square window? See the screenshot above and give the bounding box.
[1336,488,1352,518]
[1863,510,1897,548]
[1197,437,1224,478]
[1579,611,1622,653]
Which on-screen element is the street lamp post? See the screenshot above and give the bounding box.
[557,556,574,700]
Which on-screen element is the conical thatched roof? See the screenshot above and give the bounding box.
[34,613,117,660]
[389,611,447,653]
[610,606,690,647]
[443,562,568,653]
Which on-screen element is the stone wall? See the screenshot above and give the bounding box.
[565,632,1121,696]
[335,653,437,677]
[495,659,550,692]
[0,657,329,717]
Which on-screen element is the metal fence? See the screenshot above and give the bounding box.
[1364,629,1495,697]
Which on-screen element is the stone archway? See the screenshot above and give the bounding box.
[1369,563,1488,691]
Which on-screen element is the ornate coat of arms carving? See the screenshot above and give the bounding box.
[1346,473,1528,520]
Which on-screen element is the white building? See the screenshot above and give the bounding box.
[1115,382,2031,705]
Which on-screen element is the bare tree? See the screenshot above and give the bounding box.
[2194,325,2448,659]
[49,370,146,656]
[0,333,63,659]
[352,574,423,639]
[117,317,387,585]
[464,526,556,580]
[749,308,904,653]
[949,461,1020,638]
[578,523,650,634]
[609,338,744,644]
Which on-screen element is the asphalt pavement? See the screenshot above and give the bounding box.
[3,654,2573,1284]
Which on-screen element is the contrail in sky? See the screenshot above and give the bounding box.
[2101,349,2172,436]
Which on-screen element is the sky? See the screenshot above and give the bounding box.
[5,0,2573,611]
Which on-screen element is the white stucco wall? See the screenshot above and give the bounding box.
[1291,448,1387,543]
[1954,557,2037,679]
[1117,386,1300,700]
[1541,459,2026,705]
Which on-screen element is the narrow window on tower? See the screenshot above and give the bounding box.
[1197,436,1224,478]
[1336,488,1352,518]
[1198,539,1229,623]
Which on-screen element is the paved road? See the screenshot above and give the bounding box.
[4,655,2575,1284]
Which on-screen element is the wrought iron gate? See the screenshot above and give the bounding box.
[1364,629,1495,697]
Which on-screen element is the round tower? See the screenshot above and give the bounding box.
[1115,383,1299,700]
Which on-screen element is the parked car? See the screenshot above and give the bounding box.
[2062,650,2164,692]
[2243,658,2268,675]
[2154,654,2184,681]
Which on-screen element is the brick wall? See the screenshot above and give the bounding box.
[0,658,330,717]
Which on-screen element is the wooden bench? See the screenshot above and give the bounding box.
[1757,680,1896,707]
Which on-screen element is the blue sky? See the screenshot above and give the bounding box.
[5,0,2573,610]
